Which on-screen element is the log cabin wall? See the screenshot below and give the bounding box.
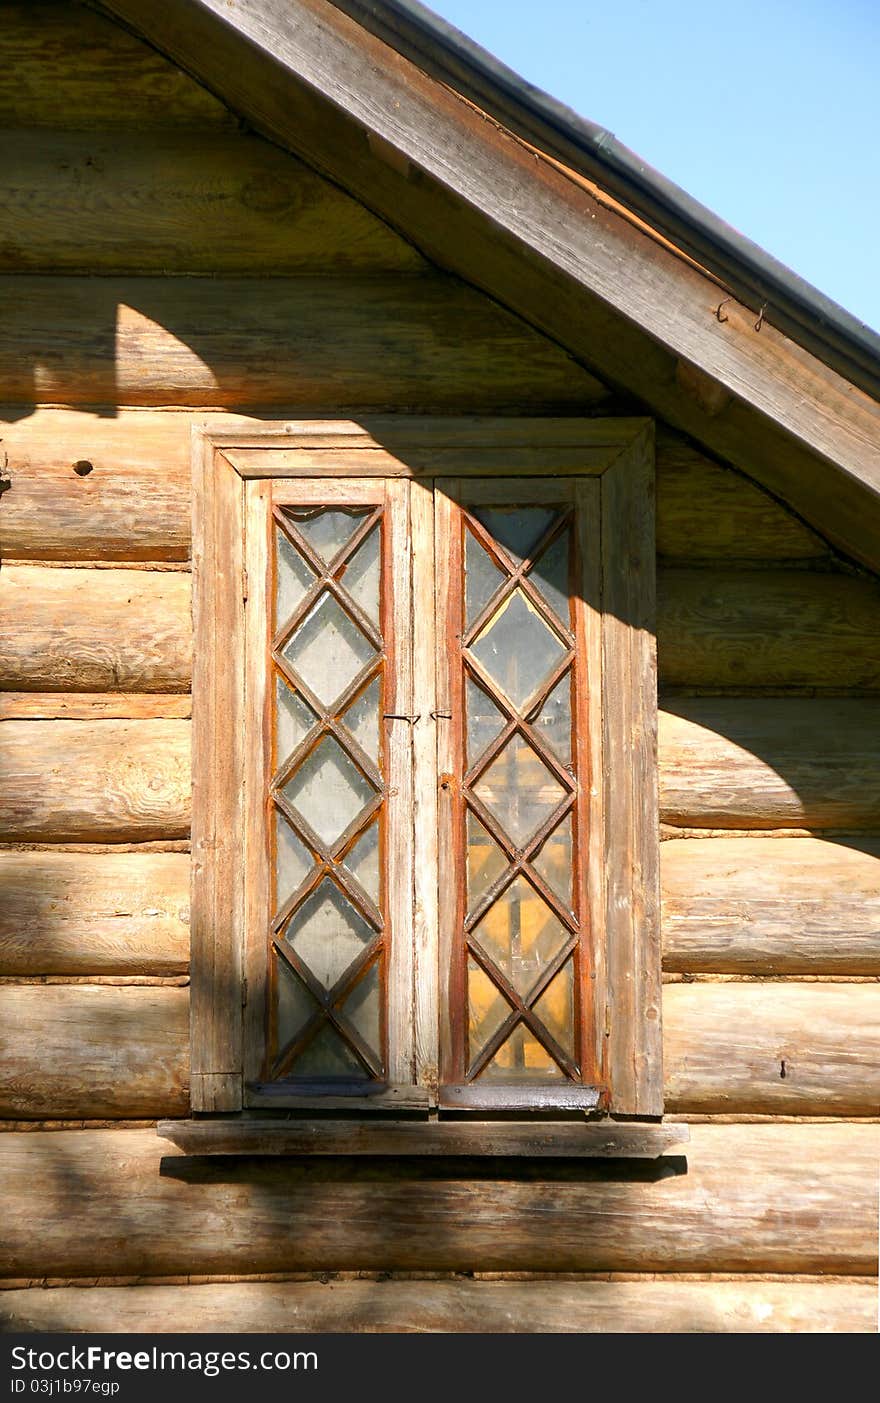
[0,1,877,1334]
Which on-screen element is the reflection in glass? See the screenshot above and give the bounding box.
[529,530,569,628]
[466,677,506,767]
[473,874,568,999]
[532,815,573,908]
[281,591,375,709]
[473,737,566,847]
[479,1026,564,1080]
[340,961,381,1059]
[467,956,511,1063]
[533,959,574,1060]
[275,676,315,765]
[341,677,381,765]
[283,877,373,990]
[341,524,380,627]
[470,589,566,709]
[466,809,508,912]
[344,821,380,905]
[465,530,506,625]
[274,810,313,911]
[291,1023,367,1079]
[282,736,374,848]
[276,528,313,628]
[534,673,572,765]
[470,507,558,567]
[287,507,369,566]
[275,955,317,1049]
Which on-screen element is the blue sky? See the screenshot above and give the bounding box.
[427,0,880,333]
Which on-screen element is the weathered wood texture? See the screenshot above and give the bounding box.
[0,852,189,976]
[0,694,192,721]
[0,277,604,408]
[0,413,825,565]
[4,702,878,842]
[0,567,191,692]
[664,983,880,1116]
[659,699,880,829]
[0,1125,876,1275]
[0,2,235,130]
[654,433,829,562]
[662,836,880,973]
[0,1279,874,1334]
[658,569,880,690]
[0,720,190,842]
[1,981,875,1119]
[2,131,426,274]
[0,986,189,1119]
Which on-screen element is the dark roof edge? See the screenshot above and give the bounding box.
[331,0,880,401]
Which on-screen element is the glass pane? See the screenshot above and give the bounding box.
[470,589,566,709]
[276,528,313,628]
[341,524,380,627]
[344,821,380,905]
[275,956,318,1050]
[465,529,506,625]
[340,960,381,1059]
[281,591,375,709]
[533,673,572,765]
[470,506,558,567]
[479,1025,564,1081]
[467,957,512,1064]
[466,809,508,912]
[466,677,506,766]
[289,1023,367,1080]
[529,530,570,628]
[341,677,381,765]
[283,877,373,990]
[275,676,316,765]
[533,959,575,1060]
[532,814,573,908]
[473,874,569,999]
[473,736,566,847]
[287,507,369,566]
[274,810,313,911]
[282,736,375,848]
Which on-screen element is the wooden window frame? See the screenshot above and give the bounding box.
[183,417,669,1151]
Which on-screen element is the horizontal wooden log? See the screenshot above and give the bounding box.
[0,720,190,841]
[0,1279,874,1334]
[0,410,839,565]
[658,569,880,689]
[2,131,426,274]
[0,985,189,1119]
[0,276,604,408]
[0,3,234,130]
[659,699,880,829]
[0,1124,876,1275]
[662,836,880,973]
[0,852,189,976]
[655,433,828,562]
[0,567,191,692]
[0,694,192,721]
[2,979,876,1119]
[664,983,880,1116]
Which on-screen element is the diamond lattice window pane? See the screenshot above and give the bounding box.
[341,677,380,764]
[339,961,381,1061]
[473,736,565,847]
[341,524,380,627]
[343,821,380,905]
[533,959,574,1060]
[533,673,571,765]
[467,956,512,1064]
[282,736,375,849]
[290,1023,367,1080]
[283,876,373,990]
[470,589,566,709]
[529,531,570,628]
[276,528,314,628]
[275,955,318,1050]
[472,873,569,999]
[275,676,316,766]
[466,677,506,767]
[281,591,375,709]
[286,507,369,566]
[470,507,558,567]
[274,810,314,912]
[479,1026,564,1081]
[466,809,508,913]
[465,530,506,625]
[532,814,573,909]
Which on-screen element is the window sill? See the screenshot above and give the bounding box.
[157,1117,688,1159]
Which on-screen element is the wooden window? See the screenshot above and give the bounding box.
[190,419,662,1131]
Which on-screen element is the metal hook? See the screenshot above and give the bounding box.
[754,303,767,333]
[383,712,421,725]
[715,298,731,323]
